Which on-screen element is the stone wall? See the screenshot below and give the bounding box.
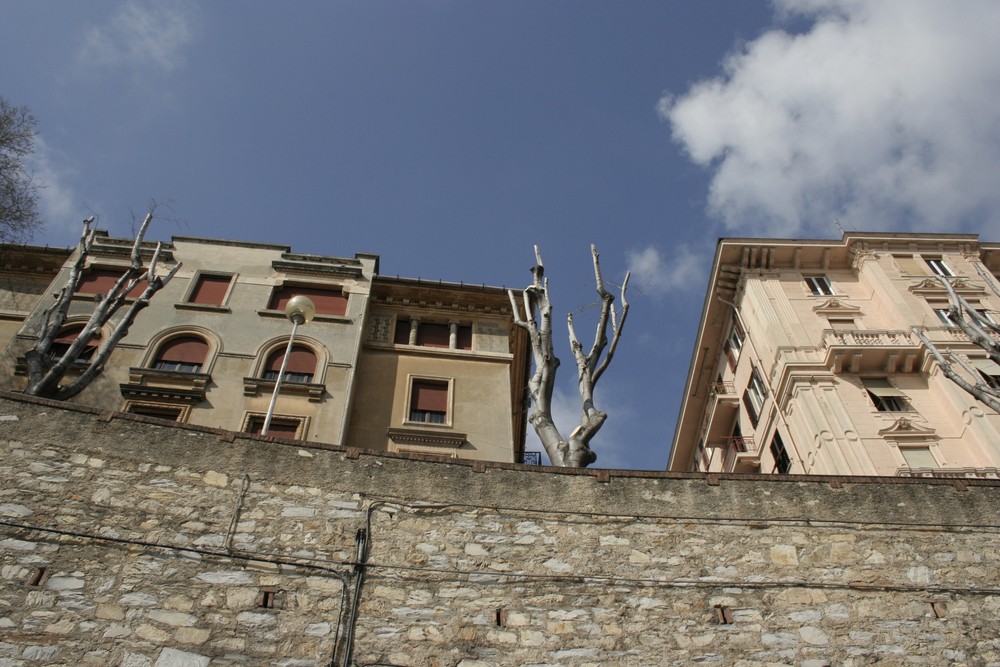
[1,392,999,666]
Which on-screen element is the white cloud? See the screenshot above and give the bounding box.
[662,0,1000,237]
[626,245,703,298]
[29,137,81,241]
[79,1,196,71]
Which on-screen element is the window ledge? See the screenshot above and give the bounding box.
[387,427,467,448]
[125,368,211,400]
[257,309,352,324]
[175,303,231,313]
[243,377,325,402]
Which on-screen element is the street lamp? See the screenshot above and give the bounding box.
[261,295,316,436]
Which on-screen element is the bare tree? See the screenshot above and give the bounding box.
[0,97,40,242]
[508,245,629,467]
[912,263,1000,413]
[23,209,181,400]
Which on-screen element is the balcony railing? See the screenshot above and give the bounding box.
[710,381,735,397]
[722,436,756,471]
[896,467,999,479]
[822,329,915,348]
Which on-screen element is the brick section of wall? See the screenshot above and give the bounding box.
[0,393,999,666]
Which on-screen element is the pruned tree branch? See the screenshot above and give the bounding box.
[23,207,181,400]
[508,244,630,468]
[914,271,1000,414]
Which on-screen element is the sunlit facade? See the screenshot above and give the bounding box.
[669,232,1000,478]
[0,234,529,463]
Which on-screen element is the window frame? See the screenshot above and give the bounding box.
[267,283,348,318]
[261,344,318,384]
[124,401,189,423]
[899,446,938,470]
[723,318,744,370]
[770,432,791,474]
[405,376,454,427]
[745,367,768,422]
[924,257,955,277]
[863,378,910,413]
[151,335,210,374]
[185,272,234,307]
[243,413,308,440]
[933,307,959,328]
[805,275,835,297]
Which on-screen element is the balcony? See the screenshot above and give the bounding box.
[822,329,915,348]
[721,436,757,472]
[700,382,739,446]
[896,467,999,479]
[820,329,922,374]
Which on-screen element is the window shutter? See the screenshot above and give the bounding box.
[266,346,316,374]
[412,381,448,412]
[270,286,347,316]
[972,358,1000,375]
[900,448,936,468]
[190,275,231,305]
[53,325,100,346]
[893,255,925,276]
[417,323,450,347]
[394,319,411,344]
[156,336,208,364]
[77,269,147,298]
[456,325,473,350]
[862,378,906,397]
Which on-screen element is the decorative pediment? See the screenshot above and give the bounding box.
[812,298,863,316]
[909,277,984,297]
[878,417,937,439]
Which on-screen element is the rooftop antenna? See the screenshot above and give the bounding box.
[833,217,845,234]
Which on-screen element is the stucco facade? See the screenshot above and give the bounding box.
[670,232,1000,477]
[0,234,528,463]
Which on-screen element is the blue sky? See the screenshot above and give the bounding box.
[4,1,1000,469]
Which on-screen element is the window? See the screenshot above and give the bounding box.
[977,309,997,326]
[971,358,1000,389]
[805,275,834,296]
[48,324,99,364]
[126,404,184,422]
[900,447,937,469]
[770,432,791,474]
[934,307,958,328]
[153,336,209,373]
[408,379,449,424]
[77,268,146,298]
[828,318,857,331]
[724,319,744,369]
[893,254,926,276]
[269,285,347,317]
[394,318,473,351]
[864,378,909,412]
[188,274,232,306]
[262,345,317,383]
[417,322,450,348]
[925,257,954,277]
[244,415,304,439]
[743,367,768,427]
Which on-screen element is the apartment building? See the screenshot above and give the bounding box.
[669,232,1000,477]
[0,233,529,463]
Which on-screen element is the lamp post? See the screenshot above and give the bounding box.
[262,295,316,436]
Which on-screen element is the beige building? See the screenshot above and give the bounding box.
[669,232,1000,477]
[0,232,529,463]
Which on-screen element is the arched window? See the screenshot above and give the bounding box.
[263,345,317,383]
[153,336,209,373]
[49,324,100,364]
